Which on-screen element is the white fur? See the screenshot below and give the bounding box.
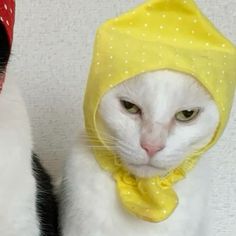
[0,78,39,236]
[61,70,219,236]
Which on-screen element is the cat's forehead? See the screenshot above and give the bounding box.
[114,70,210,106]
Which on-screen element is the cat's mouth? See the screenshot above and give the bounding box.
[126,163,169,178]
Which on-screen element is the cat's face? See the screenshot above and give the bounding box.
[97,70,219,178]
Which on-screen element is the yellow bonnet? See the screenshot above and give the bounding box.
[84,0,236,222]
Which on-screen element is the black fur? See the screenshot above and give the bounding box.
[32,154,60,236]
[0,23,10,73]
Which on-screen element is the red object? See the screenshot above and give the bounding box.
[0,0,15,45]
[0,0,15,91]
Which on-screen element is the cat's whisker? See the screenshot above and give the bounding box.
[82,131,117,142]
[81,136,114,143]
[80,134,115,143]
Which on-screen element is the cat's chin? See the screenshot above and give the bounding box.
[126,163,169,178]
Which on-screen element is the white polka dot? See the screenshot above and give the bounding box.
[173,38,177,42]
[207,71,210,75]
[132,11,136,15]
[193,19,198,24]
[125,70,129,74]
[96,62,100,65]
[205,42,209,47]
[109,84,113,88]
[125,51,129,55]
[141,59,145,63]
[146,12,151,16]
[129,22,133,25]
[191,30,195,34]
[219,80,223,83]
[144,23,148,27]
[141,33,146,37]
[178,16,182,21]
[111,27,115,31]
[162,14,166,18]
[109,46,113,49]
[222,70,225,74]
[10,8,13,14]
[110,56,113,59]
[176,27,180,31]
[160,25,164,30]
[4,4,8,10]
[6,20,9,26]
[222,44,226,48]
[189,40,193,44]
[125,60,128,64]
[0,17,3,22]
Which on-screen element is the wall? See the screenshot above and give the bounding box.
[7,1,236,235]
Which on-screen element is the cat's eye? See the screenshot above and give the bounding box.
[120,100,141,115]
[175,108,200,122]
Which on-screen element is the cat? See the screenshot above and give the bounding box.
[60,70,219,236]
[0,23,59,236]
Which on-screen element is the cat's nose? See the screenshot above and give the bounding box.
[141,142,165,157]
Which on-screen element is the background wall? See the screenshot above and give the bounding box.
[7,0,236,235]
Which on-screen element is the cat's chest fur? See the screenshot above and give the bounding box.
[61,143,210,236]
[0,79,39,236]
[0,78,59,236]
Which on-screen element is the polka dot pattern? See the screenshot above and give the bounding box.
[84,0,236,223]
[0,0,15,43]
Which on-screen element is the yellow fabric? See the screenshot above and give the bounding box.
[84,0,236,222]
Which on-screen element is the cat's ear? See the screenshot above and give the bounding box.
[0,0,15,91]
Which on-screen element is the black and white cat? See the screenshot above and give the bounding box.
[0,23,59,236]
[60,70,219,236]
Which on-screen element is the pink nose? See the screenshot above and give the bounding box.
[141,143,165,157]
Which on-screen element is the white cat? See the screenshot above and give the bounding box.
[0,19,59,235]
[60,70,219,236]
